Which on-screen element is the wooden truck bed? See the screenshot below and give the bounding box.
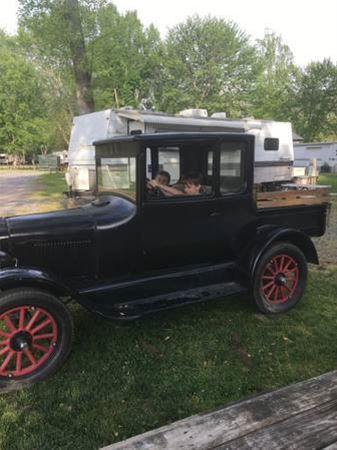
[257,187,331,209]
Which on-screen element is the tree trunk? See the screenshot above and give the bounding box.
[63,0,95,114]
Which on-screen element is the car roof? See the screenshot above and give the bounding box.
[93,132,252,146]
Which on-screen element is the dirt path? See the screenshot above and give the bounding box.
[313,198,337,265]
[0,170,48,216]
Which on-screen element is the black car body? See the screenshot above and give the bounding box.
[0,133,329,388]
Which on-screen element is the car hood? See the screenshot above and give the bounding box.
[5,195,136,242]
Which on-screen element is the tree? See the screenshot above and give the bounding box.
[17,1,163,113]
[0,31,70,157]
[90,4,163,109]
[18,0,96,114]
[250,31,299,121]
[157,15,259,116]
[293,60,337,141]
[0,34,43,157]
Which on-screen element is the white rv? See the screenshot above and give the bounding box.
[67,108,294,191]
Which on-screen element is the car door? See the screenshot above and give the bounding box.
[213,136,256,261]
[141,196,220,271]
[141,141,220,271]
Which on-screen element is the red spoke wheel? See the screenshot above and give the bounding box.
[0,289,73,391]
[253,243,307,313]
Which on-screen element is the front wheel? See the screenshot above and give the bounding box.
[253,243,308,313]
[0,288,73,391]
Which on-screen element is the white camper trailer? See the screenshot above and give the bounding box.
[67,109,294,191]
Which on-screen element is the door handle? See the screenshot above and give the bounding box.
[209,211,221,217]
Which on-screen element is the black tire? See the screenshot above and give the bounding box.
[252,242,308,314]
[0,288,74,391]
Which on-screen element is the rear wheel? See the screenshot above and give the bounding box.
[0,289,73,391]
[253,243,308,313]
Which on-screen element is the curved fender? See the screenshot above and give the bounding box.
[0,251,16,269]
[0,267,79,300]
[238,226,319,283]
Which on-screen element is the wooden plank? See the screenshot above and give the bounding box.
[257,188,330,200]
[258,198,326,208]
[323,443,337,449]
[101,371,337,450]
[257,188,330,209]
[219,398,337,449]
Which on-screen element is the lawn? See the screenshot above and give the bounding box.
[33,171,68,200]
[22,171,69,214]
[317,172,337,192]
[1,265,337,449]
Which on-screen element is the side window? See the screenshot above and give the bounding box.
[158,147,180,184]
[145,143,215,201]
[146,147,152,179]
[207,151,213,176]
[146,146,180,183]
[220,143,245,194]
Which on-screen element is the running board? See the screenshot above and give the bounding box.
[96,282,247,320]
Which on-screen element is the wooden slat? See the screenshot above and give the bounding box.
[219,398,337,449]
[257,188,331,209]
[323,443,337,449]
[101,371,337,450]
[258,188,330,200]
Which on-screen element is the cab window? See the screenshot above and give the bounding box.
[146,147,180,184]
[145,142,215,201]
[219,142,246,194]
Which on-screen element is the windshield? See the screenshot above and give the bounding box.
[97,153,137,201]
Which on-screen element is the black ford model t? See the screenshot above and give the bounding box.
[0,133,329,390]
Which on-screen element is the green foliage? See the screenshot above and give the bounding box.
[318,173,337,193]
[91,5,163,109]
[293,60,337,142]
[251,31,299,121]
[0,3,336,158]
[157,15,259,116]
[0,35,50,156]
[18,0,97,113]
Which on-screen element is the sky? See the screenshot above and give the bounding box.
[1,0,337,66]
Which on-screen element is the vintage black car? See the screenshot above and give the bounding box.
[0,133,329,390]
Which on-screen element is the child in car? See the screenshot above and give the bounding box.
[149,172,203,197]
[147,170,171,188]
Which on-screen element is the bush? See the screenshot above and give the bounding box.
[320,162,331,173]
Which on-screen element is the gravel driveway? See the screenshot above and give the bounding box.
[0,170,45,217]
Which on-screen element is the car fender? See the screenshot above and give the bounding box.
[0,251,16,269]
[0,267,79,300]
[238,225,319,283]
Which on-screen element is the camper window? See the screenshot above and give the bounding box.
[264,138,279,151]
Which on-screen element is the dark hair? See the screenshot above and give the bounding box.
[182,171,203,186]
[156,170,171,184]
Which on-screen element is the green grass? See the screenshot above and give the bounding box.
[34,172,67,199]
[1,265,337,449]
[318,173,337,192]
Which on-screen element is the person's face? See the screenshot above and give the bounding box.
[155,174,169,185]
[184,182,200,195]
